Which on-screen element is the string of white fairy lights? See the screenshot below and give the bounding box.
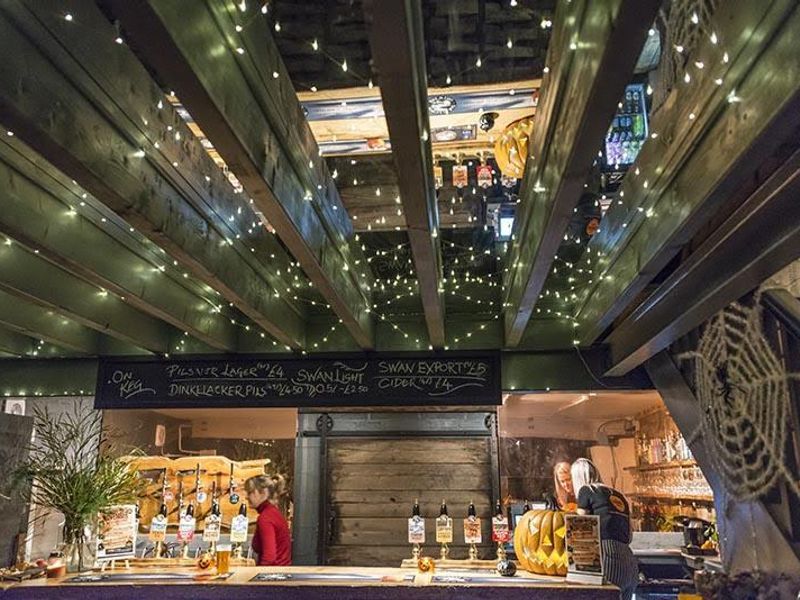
[504,8,739,344]
[21,1,556,356]
[252,0,551,92]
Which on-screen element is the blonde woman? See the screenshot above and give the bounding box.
[571,458,638,600]
[244,475,292,566]
[553,461,577,511]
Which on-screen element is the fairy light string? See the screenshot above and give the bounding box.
[43,1,546,355]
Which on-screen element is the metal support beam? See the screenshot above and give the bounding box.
[364,0,446,347]
[575,0,800,345]
[104,0,375,349]
[0,1,305,349]
[502,0,660,346]
[606,147,800,375]
[0,239,180,353]
[0,289,141,355]
[0,138,239,351]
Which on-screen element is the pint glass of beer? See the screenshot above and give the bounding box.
[216,544,231,575]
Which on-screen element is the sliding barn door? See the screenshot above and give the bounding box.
[325,436,494,566]
[291,411,500,566]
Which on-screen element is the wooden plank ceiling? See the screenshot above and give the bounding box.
[0,0,797,376]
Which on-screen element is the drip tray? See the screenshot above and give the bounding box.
[67,573,195,583]
[431,574,549,585]
[250,572,414,582]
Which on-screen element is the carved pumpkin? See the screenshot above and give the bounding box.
[513,508,568,576]
[493,116,534,179]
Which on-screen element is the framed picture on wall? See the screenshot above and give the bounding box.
[4,399,25,416]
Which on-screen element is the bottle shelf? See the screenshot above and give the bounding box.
[625,459,698,472]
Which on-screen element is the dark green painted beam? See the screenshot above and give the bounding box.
[502,0,660,347]
[0,137,240,351]
[0,349,652,397]
[503,348,652,392]
[0,327,36,357]
[104,0,375,349]
[0,358,98,397]
[0,239,175,353]
[0,326,71,358]
[605,147,800,376]
[0,0,305,349]
[574,0,800,344]
[0,289,143,355]
[364,0,446,347]
[518,317,581,352]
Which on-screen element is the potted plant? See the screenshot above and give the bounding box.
[11,403,141,572]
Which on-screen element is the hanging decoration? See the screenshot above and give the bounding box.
[452,165,469,188]
[500,173,517,189]
[434,165,444,190]
[494,115,534,179]
[477,164,494,189]
[678,289,800,502]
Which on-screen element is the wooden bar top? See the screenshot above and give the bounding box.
[2,565,620,599]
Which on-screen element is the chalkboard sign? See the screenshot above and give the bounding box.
[95,353,500,409]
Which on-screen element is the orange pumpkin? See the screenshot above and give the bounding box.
[513,508,568,576]
[493,116,534,179]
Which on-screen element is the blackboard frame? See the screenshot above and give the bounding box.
[95,351,501,409]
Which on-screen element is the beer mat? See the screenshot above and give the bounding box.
[250,572,412,582]
[66,572,194,583]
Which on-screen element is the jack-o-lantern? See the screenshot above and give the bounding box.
[493,116,534,179]
[513,508,568,576]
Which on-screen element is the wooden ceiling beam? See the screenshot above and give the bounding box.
[501,0,660,347]
[0,289,142,356]
[364,0,446,348]
[0,138,241,352]
[574,0,800,346]
[0,238,177,354]
[605,146,800,376]
[104,0,375,349]
[0,1,305,349]
[0,327,37,358]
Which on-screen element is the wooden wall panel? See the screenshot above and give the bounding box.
[326,437,494,566]
[0,414,32,568]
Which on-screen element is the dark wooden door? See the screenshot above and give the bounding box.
[325,437,494,566]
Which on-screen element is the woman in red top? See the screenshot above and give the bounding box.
[244,475,292,566]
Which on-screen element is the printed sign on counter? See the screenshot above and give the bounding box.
[96,505,137,561]
[565,514,603,585]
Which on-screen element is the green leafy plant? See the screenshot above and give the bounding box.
[12,402,141,571]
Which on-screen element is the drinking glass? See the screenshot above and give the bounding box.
[216,544,231,575]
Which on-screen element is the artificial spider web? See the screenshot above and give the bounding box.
[680,289,800,502]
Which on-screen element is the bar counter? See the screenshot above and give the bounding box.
[1,566,619,599]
